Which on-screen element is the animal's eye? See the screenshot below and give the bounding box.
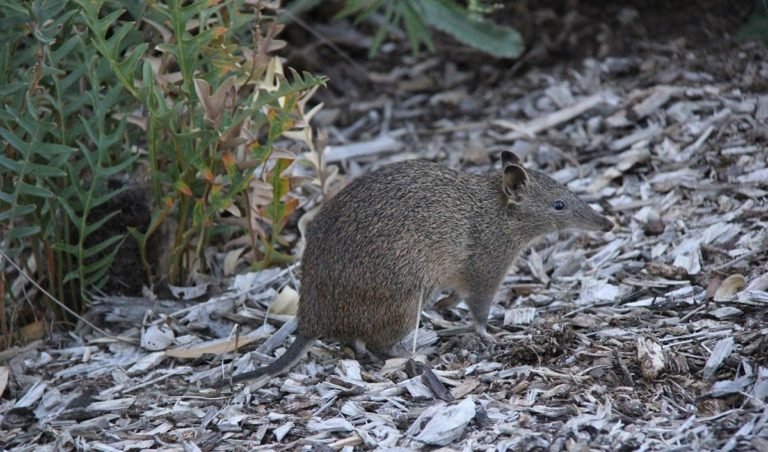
[553,200,565,211]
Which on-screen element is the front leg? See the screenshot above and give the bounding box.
[465,288,500,343]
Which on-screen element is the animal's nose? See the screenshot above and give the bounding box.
[603,218,616,232]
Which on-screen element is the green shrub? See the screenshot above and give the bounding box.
[0,0,326,340]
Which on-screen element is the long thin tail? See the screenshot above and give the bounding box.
[215,334,316,387]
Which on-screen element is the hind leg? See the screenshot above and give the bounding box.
[357,289,422,351]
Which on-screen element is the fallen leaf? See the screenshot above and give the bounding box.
[166,335,262,359]
[714,274,746,301]
[637,336,665,379]
[268,286,299,316]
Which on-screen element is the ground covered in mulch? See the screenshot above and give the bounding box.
[2,1,768,450]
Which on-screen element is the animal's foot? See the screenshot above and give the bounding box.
[474,325,498,344]
[352,338,368,357]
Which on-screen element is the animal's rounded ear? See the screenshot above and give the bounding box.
[501,151,521,167]
[503,164,529,201]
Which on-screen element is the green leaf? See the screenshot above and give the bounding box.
[0,154,22,172]
[34,9,78,45]
[51,242,79,255]
[0,126,30,154]
[84,210,121,237]
[25,162,67,177]
[108,21,137,53]
[50,34,82,65]
[36,142,77,155]
[61,268,80,284]
[58,195,80,225]
[420,0,523,58]
[17,182,55,199]
[0,82,26,97]
[401,1,434,56]
[336,0,386,21]
[368,1,396,58]
[0,0,27,14]
[82,257,113,287]
[8,225,41,242]
[115,43,148,88]
[81,234,123,259]
[0,204,36,222]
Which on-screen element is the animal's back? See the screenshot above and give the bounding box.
[298,160,479,350]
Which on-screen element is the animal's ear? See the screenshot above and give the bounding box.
[503,164,529,202]
[501,151,521,167]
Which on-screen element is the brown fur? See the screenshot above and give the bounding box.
[220,152,613,385]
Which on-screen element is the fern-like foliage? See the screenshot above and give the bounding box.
[55,67,138,293]
[1,0,138,317]
[0,115,73,259]
[1,0,327,336]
